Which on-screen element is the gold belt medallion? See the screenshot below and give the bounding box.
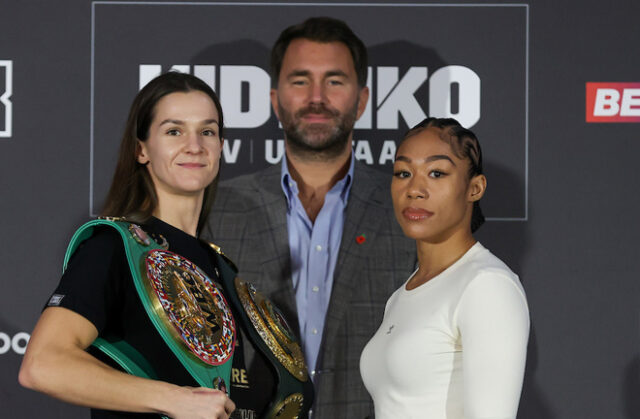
[272,393,304,418]
[145,250,235,365]
[235,278,308,381]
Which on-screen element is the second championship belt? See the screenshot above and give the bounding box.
[63,220,236,405]
[209,244,314,419]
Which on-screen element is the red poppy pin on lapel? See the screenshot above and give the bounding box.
[356,234,366,244]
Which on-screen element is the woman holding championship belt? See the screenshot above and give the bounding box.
[360,118,530,419]
[18,72,301,418]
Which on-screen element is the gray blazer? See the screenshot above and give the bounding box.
[204,160,416,418]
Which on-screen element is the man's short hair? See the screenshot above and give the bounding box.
[270,16,368,88]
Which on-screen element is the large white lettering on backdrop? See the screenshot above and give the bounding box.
[139,64,481,129]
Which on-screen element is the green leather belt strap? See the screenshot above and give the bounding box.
[63,220,234,397]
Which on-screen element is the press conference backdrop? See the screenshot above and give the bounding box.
[1,1,638,417]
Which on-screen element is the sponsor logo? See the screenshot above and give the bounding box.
[0,60,13,138]
[0,332,30,355]
[48,294,65,306]
[586,82,640,122]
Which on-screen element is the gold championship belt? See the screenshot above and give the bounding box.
[208,245,314,419]
[235,279,307,380]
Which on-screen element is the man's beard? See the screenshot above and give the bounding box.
[278,101,358,161]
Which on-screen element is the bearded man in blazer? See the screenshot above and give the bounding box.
[204,17,416,418]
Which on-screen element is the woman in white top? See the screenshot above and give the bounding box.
[360,117,529,419]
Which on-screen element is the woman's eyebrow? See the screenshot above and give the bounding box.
[425,155,456,165]
[159,119,184,126]
[159,119,219,126]
[395,154,456,165]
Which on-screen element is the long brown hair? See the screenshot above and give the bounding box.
[101,72,224,235]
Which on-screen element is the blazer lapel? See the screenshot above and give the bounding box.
[320,163,387,356]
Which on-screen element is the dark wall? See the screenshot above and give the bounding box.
[0,1,638,417]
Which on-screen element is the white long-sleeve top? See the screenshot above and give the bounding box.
[360,242,529,419]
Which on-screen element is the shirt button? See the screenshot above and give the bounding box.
[310,370,316,377]
[312,328,318,335]
[312,286,319,292]
[315,245,322,251]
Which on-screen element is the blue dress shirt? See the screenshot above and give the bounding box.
[280,154,354,375]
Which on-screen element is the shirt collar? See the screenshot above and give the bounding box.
[281,152,355,210]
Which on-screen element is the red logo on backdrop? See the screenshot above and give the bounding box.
[586,82,640,122]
